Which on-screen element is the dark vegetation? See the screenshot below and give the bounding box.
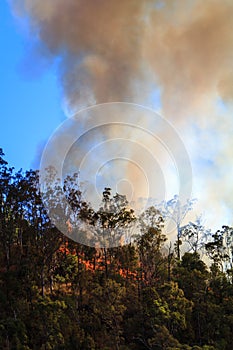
[1,148,233,350]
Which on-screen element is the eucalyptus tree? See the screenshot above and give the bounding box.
[88,188,136,277]
[137,206,167,285]
[160,195,196,259]
[180,216,211,254]
[0,149,15,271]
[205,225,233,274]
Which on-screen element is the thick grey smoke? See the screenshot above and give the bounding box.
[10,0,233,230]
[10,0,233,113]
[11,0,147,111]
[145,0,233,119]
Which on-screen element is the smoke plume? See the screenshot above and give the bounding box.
[10,0,233,230]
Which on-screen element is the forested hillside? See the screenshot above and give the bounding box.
[1,148,233,350]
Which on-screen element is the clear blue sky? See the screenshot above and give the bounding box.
[0,1,65,171]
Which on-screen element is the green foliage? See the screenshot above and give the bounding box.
[1,149,233,349]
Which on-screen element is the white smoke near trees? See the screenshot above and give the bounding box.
[10,0,233,231]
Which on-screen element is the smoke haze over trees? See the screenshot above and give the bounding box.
[8,0,233,232]
[2,2,233,349]
[1,149,233,349]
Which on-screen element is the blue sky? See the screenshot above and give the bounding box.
[0,1,64,170]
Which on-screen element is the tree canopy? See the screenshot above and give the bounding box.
[0,148,233,350]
